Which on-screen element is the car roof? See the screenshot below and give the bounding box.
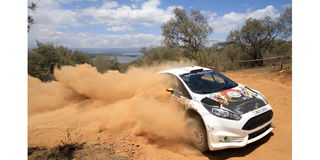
[159,66,212,76]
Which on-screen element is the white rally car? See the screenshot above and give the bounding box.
[160,66,274,152]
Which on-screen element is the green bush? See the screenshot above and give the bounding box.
[132,45,246,71]
[28,42,92,81]
[133,47,182,67]
[91,56,120,73]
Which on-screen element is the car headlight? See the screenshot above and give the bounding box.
[208,107,241,120]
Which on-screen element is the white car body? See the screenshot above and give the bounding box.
[160,66,273,151]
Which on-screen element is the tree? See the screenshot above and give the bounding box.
[161,8,213,58]
[135,47,180,66]
[227,17,282,66]
[28,49,54,81]
[278,7,292,39]
[28,42,92,81]
[28,2,37,32]
[92,56,120,73]
[72,51,92,64]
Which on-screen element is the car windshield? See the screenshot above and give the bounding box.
[179,70,238,94]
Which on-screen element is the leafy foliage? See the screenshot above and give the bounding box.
[162,8,213,58]
[28,2,37,32]
[92,56,120,73]
[133,47,183,66]
[226,17,282,66]
[278,7,292,39]
[28,42,92,81]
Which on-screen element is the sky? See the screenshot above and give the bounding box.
[28,0,292,49]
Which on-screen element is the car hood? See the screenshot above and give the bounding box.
[199,85,267,115]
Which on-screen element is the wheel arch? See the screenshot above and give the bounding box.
[185,109,208,132]
[185,108,210,152]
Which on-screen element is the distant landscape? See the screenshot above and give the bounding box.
[71,48,140,54]
[72,48,142,63]
[28,47,143,63]
[26,48,141,64]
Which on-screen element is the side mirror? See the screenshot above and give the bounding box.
[166,88,174,94]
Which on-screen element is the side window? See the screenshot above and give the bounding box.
[165,74,179,89]
[163,74,191,99]
[175,80,192,99]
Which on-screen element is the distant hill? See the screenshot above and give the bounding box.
[28,47,142,62]
[71,48,143,63]
[71,48,142,55]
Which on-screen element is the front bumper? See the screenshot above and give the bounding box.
[207,122,273,150]
[204,104,273,151]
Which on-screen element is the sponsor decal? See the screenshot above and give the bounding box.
[211,92,229,105]
[175,96,190,108]
[240,86,254,98]
[210,87,260,106]
[210,89,243,105]
[226,91,242,98]
[253,107,268,116]
[208,86,267,114]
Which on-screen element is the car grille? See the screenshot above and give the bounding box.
[248,124,272,140]
[242,110,273,130]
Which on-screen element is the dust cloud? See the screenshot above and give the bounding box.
[28,63,191,148]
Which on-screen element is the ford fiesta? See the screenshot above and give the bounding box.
[159,66,274,152]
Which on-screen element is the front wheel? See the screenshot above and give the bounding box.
[186,117,208,152]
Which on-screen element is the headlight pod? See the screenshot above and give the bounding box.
[209,107,241,120]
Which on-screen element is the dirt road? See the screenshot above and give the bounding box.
[28,65,291,160]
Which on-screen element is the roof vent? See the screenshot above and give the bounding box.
[190,68,203,73]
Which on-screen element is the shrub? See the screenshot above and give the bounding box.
[28,42,92,81]
[133,47,182,67]
[91,56,120,73]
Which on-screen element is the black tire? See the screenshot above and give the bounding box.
[186,116,209,152]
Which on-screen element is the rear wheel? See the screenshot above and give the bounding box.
[186,116,208,152]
